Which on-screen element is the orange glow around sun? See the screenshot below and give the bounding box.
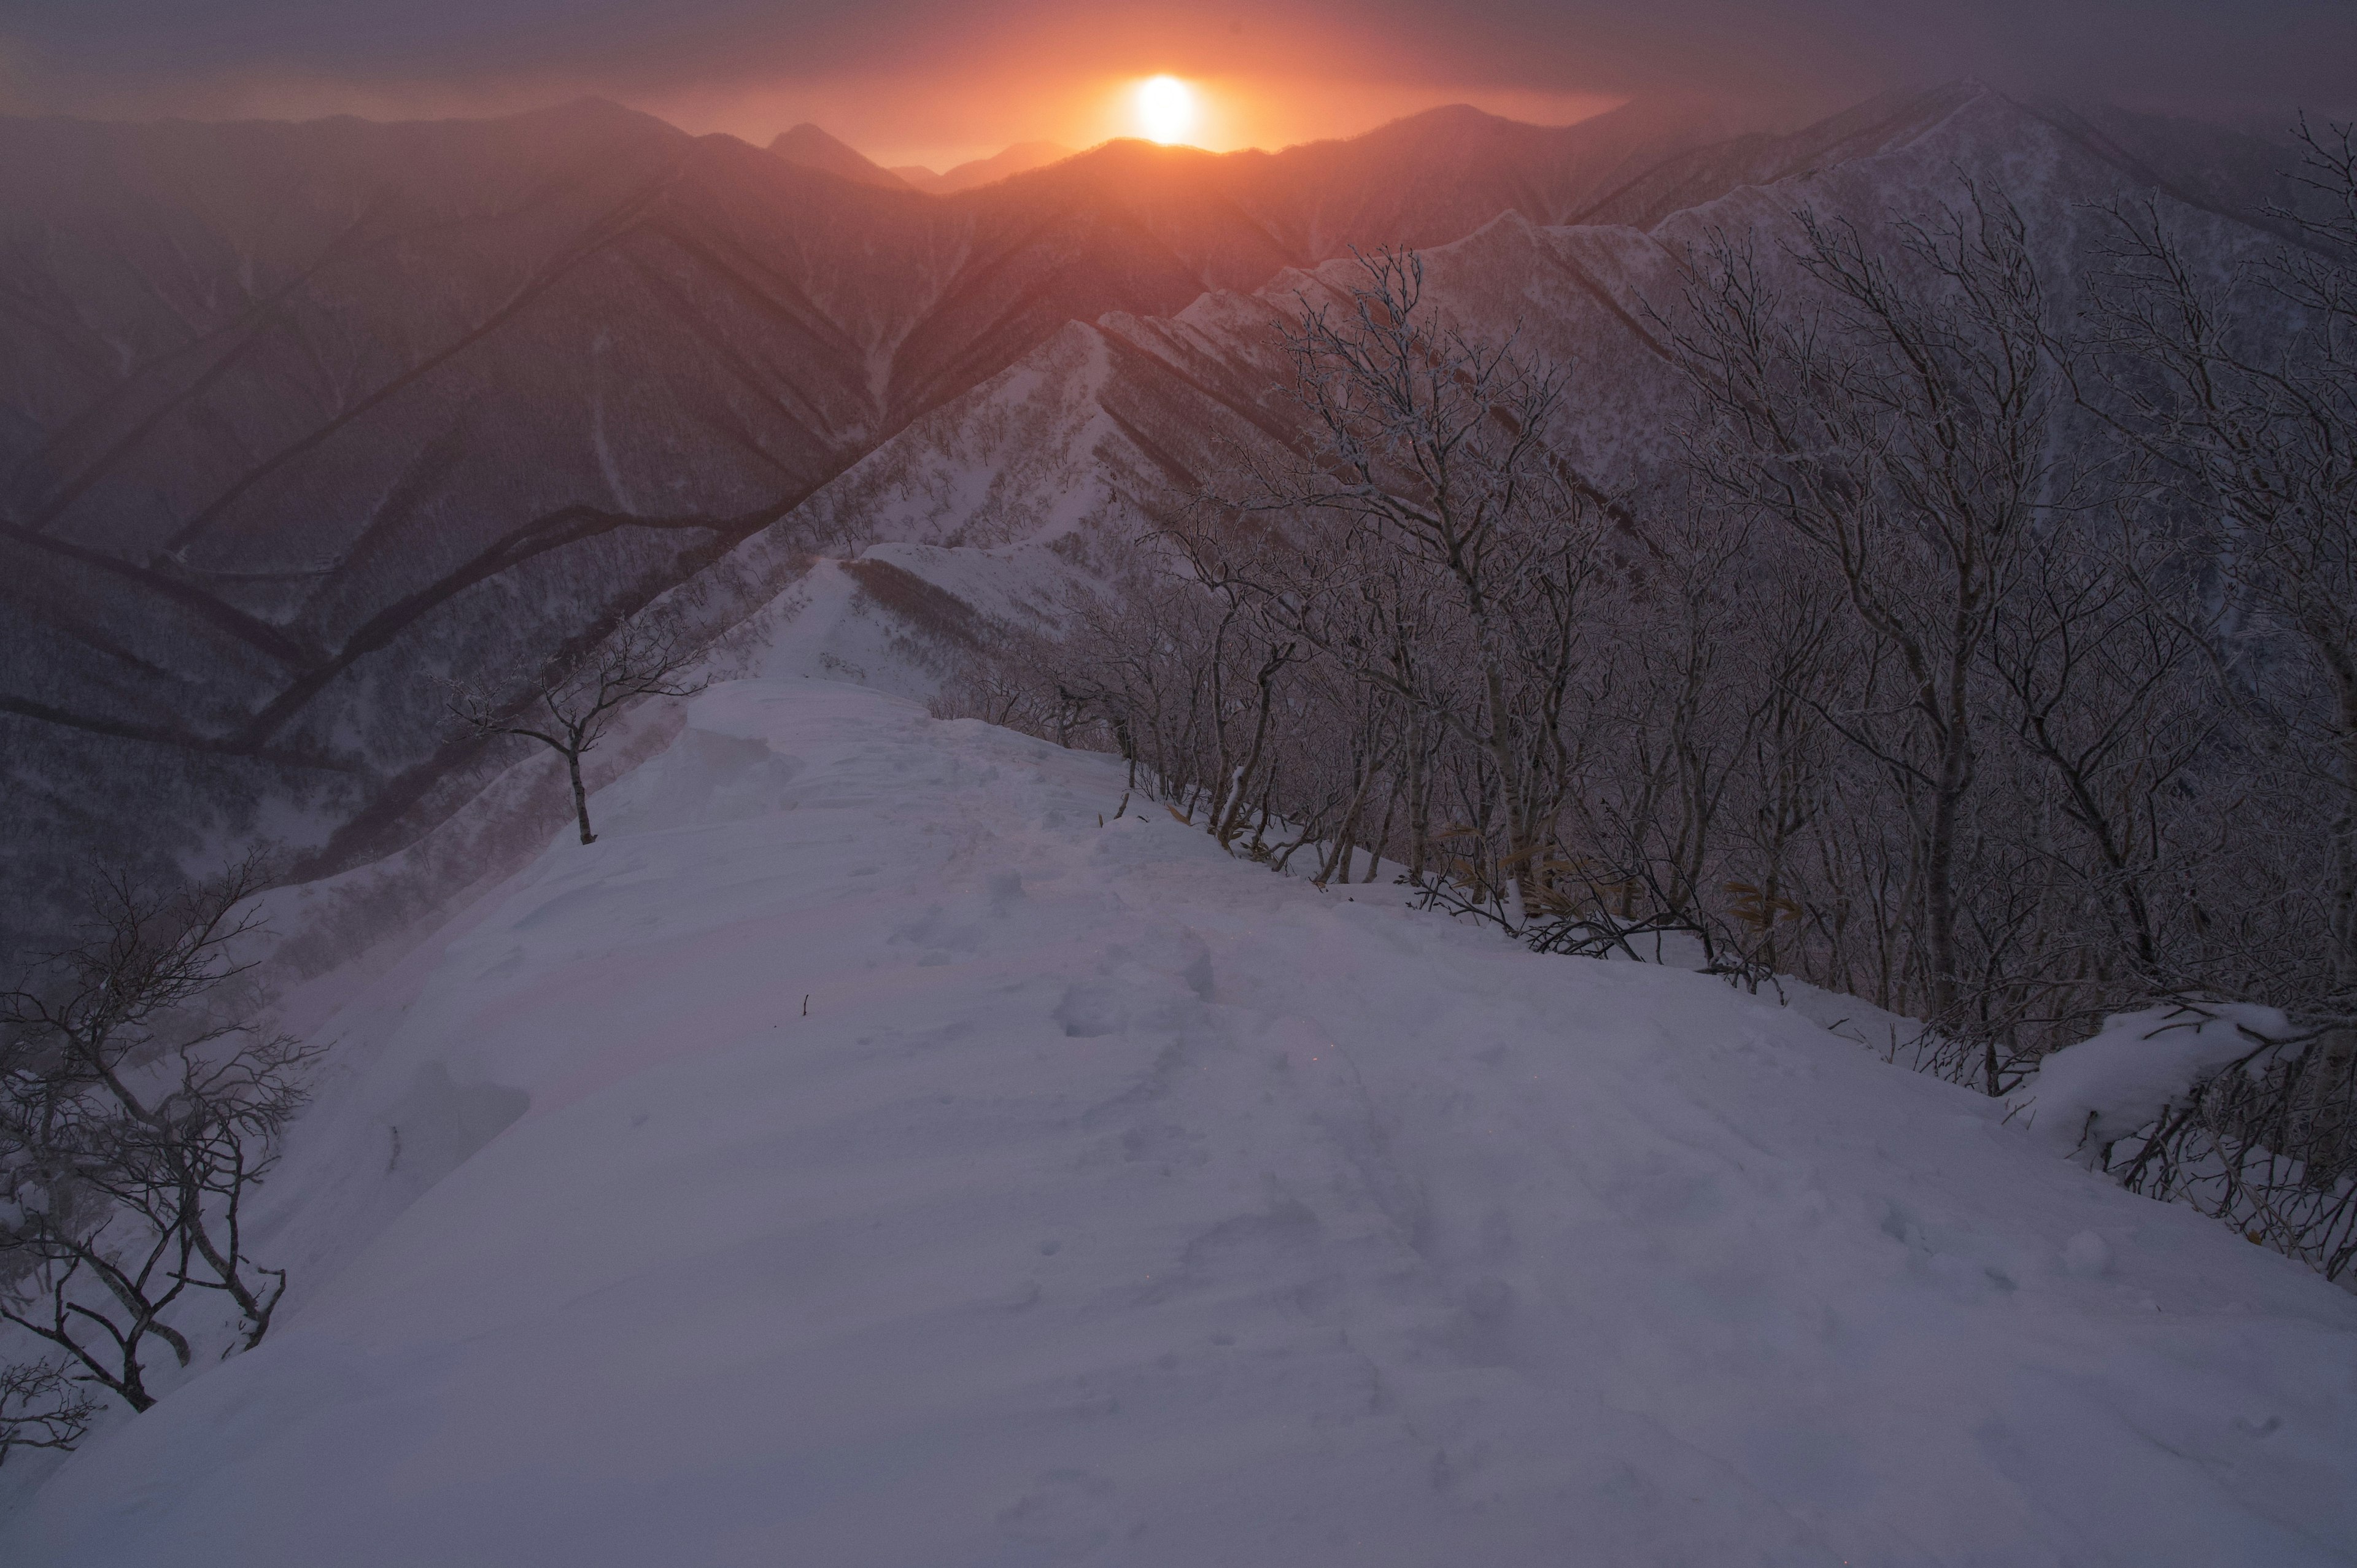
[628,67,1620,172]
[1134,75,1197,144]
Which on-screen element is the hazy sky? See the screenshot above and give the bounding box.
[2,0,2342,168]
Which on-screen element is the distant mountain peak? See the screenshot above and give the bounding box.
[767,123,911,191]
[528,95,646,122]
[1398,102,1508,128]
[892,140,1078,195]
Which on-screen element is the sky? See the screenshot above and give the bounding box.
[1,0,2346,169]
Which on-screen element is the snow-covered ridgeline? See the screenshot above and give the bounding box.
[14,680,2356,1565]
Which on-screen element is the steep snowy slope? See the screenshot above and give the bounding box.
[15,681,2356,1566]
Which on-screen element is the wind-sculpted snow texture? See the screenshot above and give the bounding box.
[17,681,2357,1566]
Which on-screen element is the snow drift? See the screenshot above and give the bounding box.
[2012,1003,2300,1156]
[12,681,2357,1566]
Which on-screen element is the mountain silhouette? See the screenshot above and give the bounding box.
[891,139,1077,193]
[768,122,915,190]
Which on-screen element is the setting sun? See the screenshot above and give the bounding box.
[1135,75,1196,144]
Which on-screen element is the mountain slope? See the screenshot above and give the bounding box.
[17,679,2356,1564]
[0,94,1749,954]
[0,85,2304,970]
[233,79,2301,968]
[713,83,2304,678]
[768,122,916,190]
[892,140,1075,195]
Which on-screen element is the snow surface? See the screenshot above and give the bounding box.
[2011,1003,2297,1157]
[15,680,2357,1566]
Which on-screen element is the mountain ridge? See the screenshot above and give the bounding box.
[891,139,1077,194]
[15,676,2355,1562]
[767,121,916,190]
[0,83,2307,962]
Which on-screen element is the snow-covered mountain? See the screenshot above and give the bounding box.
[0,83,2307,965]
[12,676,2354,1564]
[683,82,2312,717]
[7,78,2353,1562]
[0,91,1755,954]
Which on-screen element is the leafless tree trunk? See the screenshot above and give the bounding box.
[1668,187,2061,1084]
[2086,121,2357,1008]
[445,612,711,845]
[1196,247,1606,920]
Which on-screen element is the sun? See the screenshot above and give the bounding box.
[1136,75,1196,144]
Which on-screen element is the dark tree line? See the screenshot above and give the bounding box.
[942,123,2357,1280]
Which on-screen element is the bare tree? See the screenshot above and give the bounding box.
[445,612,710,846]
[1,857,318,1415]
[0,1358,96,1464]
[1668,188,2063,1086]
[2086,122,2357,1011]
[2036,118,2357,1278]
[1976,501,2213,1010]
[1198,248,1610,919]
[934,168,2357,1284]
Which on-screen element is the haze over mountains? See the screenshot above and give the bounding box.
[889,141,1077,194]
[767,122,919,190]
[0,83,2317,964]
[767,124,1077,195]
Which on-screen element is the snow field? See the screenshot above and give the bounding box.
[16,679,2357,1566]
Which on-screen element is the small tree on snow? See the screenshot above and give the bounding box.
[444,614,710,846]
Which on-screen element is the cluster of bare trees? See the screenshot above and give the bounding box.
[942,123,2357,1278]
[2064,120,2357,1276]
[1,859,317,1461]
